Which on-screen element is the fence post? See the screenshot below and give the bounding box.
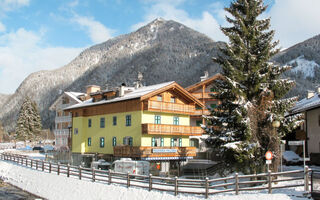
[57,163,60,175]
[127,173,130,188]
[79,166,82,180]
[205,177,209,199]
[36,160,38,170]
[149,174,152,191]
[108,169,112,185]
[305,166,309,192]
[67,164,70,177]
[49,162,52,173]
[268,170,272,194]
[174,176,178,196]
[92,168,95,182]
[26,158,28,167]
[235,173,239,195]
[31,159,33,168]
[42,160,44,171]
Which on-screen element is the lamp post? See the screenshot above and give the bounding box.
[272,120,281,171]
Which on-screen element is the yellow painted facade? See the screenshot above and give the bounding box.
[72,110,192,154]
[72,111,142,154]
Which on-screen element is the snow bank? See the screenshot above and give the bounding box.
[0,160,308,200]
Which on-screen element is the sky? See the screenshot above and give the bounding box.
[1,0,320,94]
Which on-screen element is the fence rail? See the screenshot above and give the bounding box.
[0,153,311,198]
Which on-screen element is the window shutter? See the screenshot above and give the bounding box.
[171,138,174,147]
[179,138,182,147]
[123,137,126,145]
[161,138,164,147]
[152,137,155,147]
[129,137,133,146]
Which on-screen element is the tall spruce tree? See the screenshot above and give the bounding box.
[16,97,42,142]
[205,0,302,174]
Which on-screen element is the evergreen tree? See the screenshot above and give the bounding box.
[16,97,42,142]
[205,0,302,174]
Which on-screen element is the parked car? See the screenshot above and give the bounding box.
[32,146,44,153]
[91,159,111,170]
[111,158,150,175]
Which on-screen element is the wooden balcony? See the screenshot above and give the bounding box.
[191,92,216,99]
[192,109,211,116]
[142,123,203,136]
[113,146,197,159]
[144,100,195,115]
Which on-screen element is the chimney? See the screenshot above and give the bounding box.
[119,83,126,97]
[307,90,315,99]
[86,85,101,95]
[200,71,209,82]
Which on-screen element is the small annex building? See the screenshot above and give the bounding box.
[291,89,320,163]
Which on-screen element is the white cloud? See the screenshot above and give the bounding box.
[0,0,30,12]
[0,22,5,32]
[0,28,83,94]
[267,0,320,48]
[72,15,114,44]
[131,1,227,42]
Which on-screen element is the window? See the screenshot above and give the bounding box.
[88,119,92,128]
[75,112,79,117]
[154,115,161,124]
[173,116,179,125]
[157,95,162,101]
[100,137,105,148]
[171,138,182,147]
[112,137,117,146]
[113,116,117,126]
[126,115,131,126]
[152,137,164,147]
[196,120,202,127]
[88,137,91,146]
[123,136,133,146]
[170,97,176,103]
[190,139,199,148]
[74,128,78,135]
[100,117,105,128]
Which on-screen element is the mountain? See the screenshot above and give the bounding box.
[0,18,223,131]
[273,34,320,98]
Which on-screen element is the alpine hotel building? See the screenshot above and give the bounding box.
[65,81,204,173]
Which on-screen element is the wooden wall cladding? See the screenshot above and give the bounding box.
[71,99,142,117]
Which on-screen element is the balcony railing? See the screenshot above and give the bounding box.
[144,100,195,115]
[191,92,216,99]
[192,109,211,116]
[142,123,203,136]
[55,115,72,123]
[113,146,196,158]
[54,129,70,136]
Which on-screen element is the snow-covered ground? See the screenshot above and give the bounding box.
[0,159,309,200]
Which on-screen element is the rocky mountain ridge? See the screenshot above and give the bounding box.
[0,18,223,131]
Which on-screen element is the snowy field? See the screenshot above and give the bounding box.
[0,159,310,200]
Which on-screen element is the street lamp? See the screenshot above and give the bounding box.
[272,120,280,128]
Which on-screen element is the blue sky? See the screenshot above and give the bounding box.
[0,0,320,94]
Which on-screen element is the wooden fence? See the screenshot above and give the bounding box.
[0,153,311,198]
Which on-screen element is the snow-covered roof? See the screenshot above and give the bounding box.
[65,81,175,110]
[65,92,84,103]
[49,91,85,110]
[291,93,320,113]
